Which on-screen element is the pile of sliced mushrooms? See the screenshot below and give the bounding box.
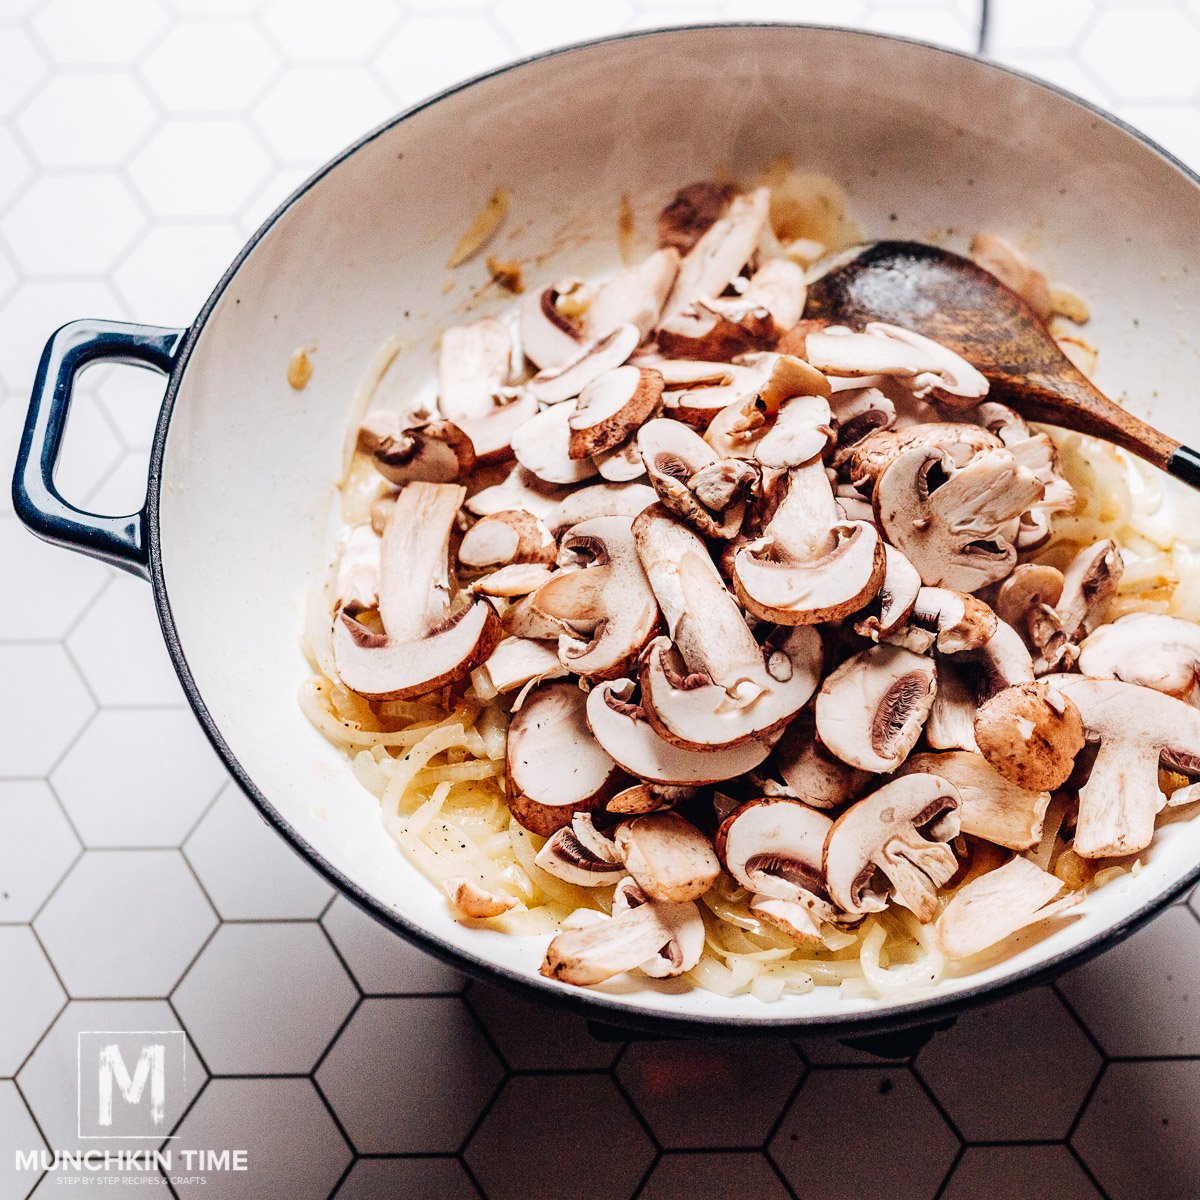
[328,179,1200,993]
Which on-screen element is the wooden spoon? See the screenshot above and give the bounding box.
[804,240,1200,489]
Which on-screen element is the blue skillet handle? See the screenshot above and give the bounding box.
[12,319,185,579]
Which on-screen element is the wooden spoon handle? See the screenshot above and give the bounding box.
[1168,445,1200,490]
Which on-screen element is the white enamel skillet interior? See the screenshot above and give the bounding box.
[36,24,1200,1037]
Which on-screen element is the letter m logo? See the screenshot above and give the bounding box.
[78,1031,187,1139]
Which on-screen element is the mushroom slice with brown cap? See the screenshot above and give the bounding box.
[605,782,690,816]
[358,413,476,485]
[772,711,873,810]
[584,248,680,341]
[900,751,1050,851]
[594,439,648,482]
[925,617,1034,753]
[523,515,659,681]
[546,482,657,536]
[830,385,895,448]
[661,187,770,323]
[936,855,1082,961]
[890,587,999,655]
[586,680,776,785]
[835,422,1000,492]
[658,180,736,253]
[638,418,757,539]
[333,484,502,700]
[612,811,721,903]
[973,680,1085,792]
[530,323,641,405]
[567,365,663,460]
[505,681,624,837]
[716,799,835,906]
[731,461,886,626]
[1046,675,1200,858]
[815,643,937,773]
[874,445,1044,593]
[535,822,625,888]
[511,402,600,485]
[457,510,555,572]
[853,545,922,643]
[996,563,1069,672]
[1078,612,1200,705]
[824,773,962,922]
[473,636,566,696]
[610,877,705,978]
[656,301,778,362]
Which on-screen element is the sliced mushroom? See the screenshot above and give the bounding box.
[661,187,770,323]
[505,681,624,836]
[594,438,648,482]
[584,248,680,340]
[638,418,757,539]
[740,257,808,331]
[772,710,873,809]
[791,322,988,401]
[731,462,886,625]
[633,506,822,748]
[610,877,705,977]
[511,402,600,485]
[519,280,586,371]
[470,562,556,598]
[530,323,641,405]
[1079,612,1200,705]
[830,385,895,447]
[1048,674,1200,857]
[535,817,625,888]
[936,855,1082,961]
[333,483,501,700]
[359,413,476,485]
[567,365,663,459]
[891,587,999,654]
[815,644,937,773]
[473,636,566,695]
[540,895,684,986]
[334,524,380,613]
[973,680,1085,792]
[853,544,922,642]
[546,481,657,536]
[656,301,778,362]
[874,445,1044,592]
[658,180,736,253]
[716,798,835,907]
[437,319,535,460]
[522,515,659,680]
[925,618,1034,753]
[585,679,776,785]
[457,510,555,571]
[445,877,519,919]
[824,773,962,921]
[1056,539,1122,642]
[613,811,721,902]
[900,751,1050,851]
[995,563,1069,672]
[466,465,566,521]
[753,395,834,470]
[836,422,1000,491]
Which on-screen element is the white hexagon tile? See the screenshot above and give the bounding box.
[3,3,1200,1199]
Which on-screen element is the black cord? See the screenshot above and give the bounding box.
[977,0,992,56]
